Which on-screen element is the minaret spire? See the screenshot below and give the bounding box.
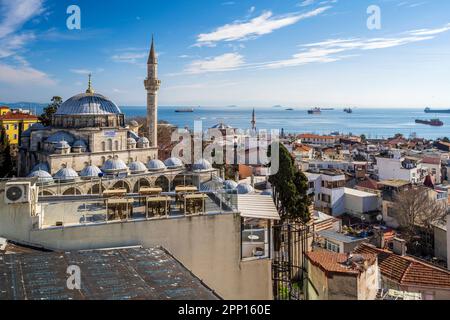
[251,108,256,131]
[148,35,157,64]
[144,35,161,148]
[86,73,94,94]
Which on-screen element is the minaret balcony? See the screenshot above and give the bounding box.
[144,79,161,91]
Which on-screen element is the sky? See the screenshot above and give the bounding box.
[0,0,450,108]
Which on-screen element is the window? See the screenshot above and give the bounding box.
[309,182,314,189]
[321,193,331,203]
[13,134,17,139]
[387,206,397,218]
[13,124,17,130]
[241,218,270,260]
[325,240,340,253]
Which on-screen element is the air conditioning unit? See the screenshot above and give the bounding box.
[4,181,35,204]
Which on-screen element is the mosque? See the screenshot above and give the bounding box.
[16,38,256,196]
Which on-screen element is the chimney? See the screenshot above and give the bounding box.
[392,237,407,256]
[372,226,385,249]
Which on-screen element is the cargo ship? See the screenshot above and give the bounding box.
[425,107,450,113]
[415,118,444,126]
[307,107,321,115]
[175,108,194,113]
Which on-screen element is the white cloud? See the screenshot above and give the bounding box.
[195,7,331,46]
[261,25,450,69]
[0,0,44,38]
[0,63,55,86]
[0,0,55,87]
[70,69,92,75]
[184,53,245,74]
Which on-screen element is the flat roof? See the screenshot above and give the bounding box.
[238,194,280,220]
[0,247,219,300]
[344,187,378,198]
[317,230,367,243]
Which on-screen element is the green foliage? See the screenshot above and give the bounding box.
[0,126,14,178]
[39,96,62,126]
[269,144,310,222]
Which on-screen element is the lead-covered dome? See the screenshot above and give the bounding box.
[53,167,79,182]
[28,170,53,184]
[80,165,102,178]
[147,159,166,171]
[56,93,122,115]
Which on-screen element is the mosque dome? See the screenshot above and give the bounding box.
[192,158,213,172]
[80,165,102,178]
[237,183,254,194]
[23,123,46,137]
[223,180,238,190]
[53,167,79,182]
[55,140,71,149]
[137,136,150,148]
[28,170,53,184]
[147,159,166,171]
[46,132,75,145]
[102,158,128,172]
[210,122,232,130]
[32,163,50,173]
[128,161,148,174]
[164,157,183,169]
[129,120,139,127]
[73,139,87,149]
[56,93,122,116]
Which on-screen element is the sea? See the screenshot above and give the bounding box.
[33,105,450,140]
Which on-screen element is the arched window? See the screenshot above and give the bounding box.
[108,139,113,151]
[115,140,119,151]
[102,141,106,152]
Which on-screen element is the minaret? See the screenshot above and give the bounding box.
[251,108,256,131]
[144,36,161,148]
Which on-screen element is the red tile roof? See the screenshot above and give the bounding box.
[306,250,377,276]
[356,178,380,191]
[0,113,38,121]
[354,243,450,289]
[299,134,337,140]
[422,157,441,165]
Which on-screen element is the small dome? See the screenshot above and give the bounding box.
[32,163,50,173]
[102,158,128,172]
[54,167,79,181]
[46,132,75,145]
[261,189,273,196]
[55,140,71,149]
[129,120,139,127]
[28,170,53,184]
[192,159,213,172]
[237,183,254,194]
[80,165,102,178]
[223,180,238,190]
[210,122,232,130]
[147,159,166,171]
[200,180,223,192]
[127,138,137,144]
[128,161,148,174]
[164,157,183,169]
[73,139,87,148]
[23,123,46,137]
[137,137,150,148]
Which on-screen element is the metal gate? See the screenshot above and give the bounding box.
[272,222,311,300]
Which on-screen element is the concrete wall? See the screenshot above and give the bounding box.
[0,186,272,300]
[434,225,447,262]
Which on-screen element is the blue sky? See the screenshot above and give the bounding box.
[1,0,450,108]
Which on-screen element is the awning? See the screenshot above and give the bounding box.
[237,194,281,220]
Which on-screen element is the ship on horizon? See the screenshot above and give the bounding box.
[308,107,321,115]
[175,107,194,113]
[425,107,450,113]
[415,118,444,127]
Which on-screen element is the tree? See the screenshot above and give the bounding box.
[0,126,14,178]
[269,143,310,222]
[393,187,447,255]
[442,137,450,143]
[360,134,367,142]
[39,96,62,126]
